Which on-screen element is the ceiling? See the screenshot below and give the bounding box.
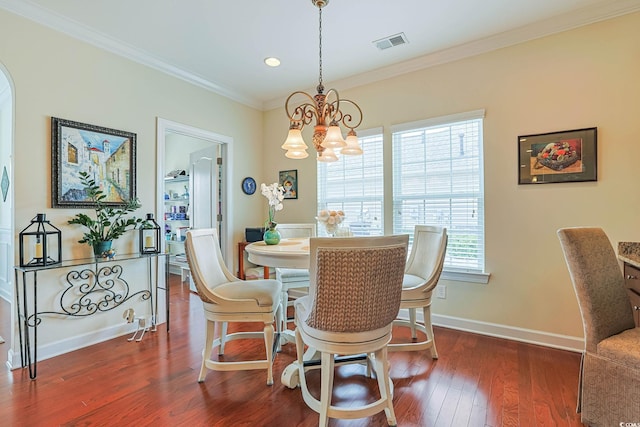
[1,0,639,110]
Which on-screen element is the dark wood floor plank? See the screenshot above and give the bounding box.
[0,275,584,426]
[516,343,536,427]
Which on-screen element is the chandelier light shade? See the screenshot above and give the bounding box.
[282,0,363,162]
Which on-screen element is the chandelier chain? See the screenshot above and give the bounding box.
[318,6,323,89]
[281,0,363,161]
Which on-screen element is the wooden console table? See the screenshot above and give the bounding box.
[14,252,170,379]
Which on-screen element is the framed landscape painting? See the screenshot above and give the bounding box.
[518,127,597,185]
[51,117,137,208]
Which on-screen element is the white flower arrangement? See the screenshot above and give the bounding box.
[261,182,285,229]
[316,209,345,235]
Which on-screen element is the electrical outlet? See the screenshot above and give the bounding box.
[436,285,446,299]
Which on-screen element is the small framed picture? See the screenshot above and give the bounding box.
[51,117,137,207]
[279,170,298,199]
[518,127,597,185]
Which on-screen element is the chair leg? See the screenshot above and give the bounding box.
[409,308,417,339]
[219,321,228,355]
[198,319,215,382]
[294,327,316,405]
[423,305,438,359]
[274,299,284,352]
[295,327,307,389]
[263,322,275,386]
[373,347,397,426]
[281,289,289,333]
[319,352,335,427]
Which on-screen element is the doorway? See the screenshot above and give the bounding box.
[155,118,233,273]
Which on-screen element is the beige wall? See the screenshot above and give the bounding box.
[0,9,266,358]
[264,12,640,342]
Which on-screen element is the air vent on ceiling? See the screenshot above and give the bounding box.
[373,32,408,50]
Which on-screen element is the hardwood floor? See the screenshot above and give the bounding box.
[0,275,584,426]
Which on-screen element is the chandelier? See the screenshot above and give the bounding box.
[281,0,363,162]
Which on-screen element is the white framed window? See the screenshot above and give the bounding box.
[391,110,488,282]
[317,128,384,237]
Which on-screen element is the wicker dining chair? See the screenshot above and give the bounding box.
[293,235,409,426]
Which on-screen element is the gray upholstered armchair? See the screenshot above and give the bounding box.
[557,227,640,426]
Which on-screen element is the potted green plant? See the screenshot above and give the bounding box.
[68,171,144,256]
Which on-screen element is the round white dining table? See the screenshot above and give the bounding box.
[245,237,310,271]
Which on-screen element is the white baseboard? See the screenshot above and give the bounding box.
[399,309,584,353]
[0,289,10,304]
[6,319,168,370]
[6,348,19,371]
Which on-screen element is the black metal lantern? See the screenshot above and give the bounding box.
[140,213,161,254]
[19,213,62,267]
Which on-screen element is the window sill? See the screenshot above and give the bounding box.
[441,270,490,284]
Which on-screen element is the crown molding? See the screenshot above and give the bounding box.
[1,0,639,112]
[263,0,640,111]
[0,0,263,109]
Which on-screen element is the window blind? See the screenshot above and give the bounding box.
[392,111,485,273]
[317,129,384,236]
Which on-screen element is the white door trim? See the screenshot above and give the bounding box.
[155,118,233,270]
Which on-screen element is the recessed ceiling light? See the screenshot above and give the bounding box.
[264,57,281,67]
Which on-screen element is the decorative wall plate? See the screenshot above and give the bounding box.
[242,177,256,195]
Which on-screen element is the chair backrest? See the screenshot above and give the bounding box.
[185,228,236,304]
[405,225,448,291]
[306,235,409,333]
[557,227,635,351]
[277,223,316,239]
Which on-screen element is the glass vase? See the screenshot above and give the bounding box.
[324,223,338,237]
[263,228,281,245]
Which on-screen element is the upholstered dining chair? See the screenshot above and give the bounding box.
[275,223,316,329]
[184,228,283,386]
[294,235,409,426]
[557,227,640,426]
[389,225,447,357]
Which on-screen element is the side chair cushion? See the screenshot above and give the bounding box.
[276,268,310,282]
[597,327,640,368]
[401,273,433,301]
[402,274,423,289]
[210,279,282,313]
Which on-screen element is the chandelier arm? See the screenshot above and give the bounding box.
[285,91,321,126]
[323,88,341,122]
[336,98,363,130]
